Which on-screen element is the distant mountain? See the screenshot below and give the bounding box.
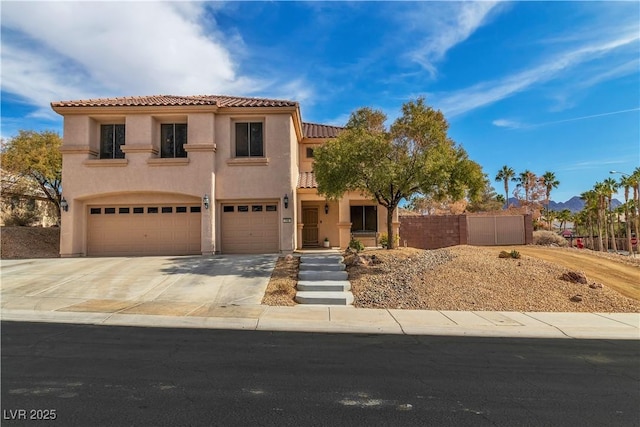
[507,196,622,213]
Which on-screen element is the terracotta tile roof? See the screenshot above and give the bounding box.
[297,172,318,189]
[51,94,298,108]
[302,122,343,138]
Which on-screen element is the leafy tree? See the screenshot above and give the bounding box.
[495,165,515,209]
[466,174,504,212]
[1,130,63,222]
[313,97,483,249]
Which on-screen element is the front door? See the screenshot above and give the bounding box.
[302,208,319,246]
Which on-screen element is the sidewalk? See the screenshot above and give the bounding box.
[2,303,638,340]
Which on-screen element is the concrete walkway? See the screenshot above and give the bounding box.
[1,304,638,340]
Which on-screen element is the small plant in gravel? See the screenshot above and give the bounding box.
[499,250,521,259]
[379,233,399,249]
[349,238,365,252]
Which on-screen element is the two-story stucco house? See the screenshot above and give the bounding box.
[51,95,398,256]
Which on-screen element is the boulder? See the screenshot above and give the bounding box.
[570,294,583,302]
[560,271,588,284]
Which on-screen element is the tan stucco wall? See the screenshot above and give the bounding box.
[57,102,399,256]
[59,112,217,256]
[299,141,322,173]
[213,113,297,253]
[296,190,399,249]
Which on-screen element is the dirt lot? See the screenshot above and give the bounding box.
[494,246,640,301]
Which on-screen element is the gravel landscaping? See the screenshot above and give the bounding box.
[347,246,640,312]
[1,226,60,259]
[264,245,640,312]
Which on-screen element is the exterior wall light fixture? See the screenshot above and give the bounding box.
[324,203,329,214]
[203,194,210,210]
[60,197,69,212]
[283,194,289,209]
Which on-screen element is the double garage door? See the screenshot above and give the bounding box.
[221,202,279,254]
[87,201,280,256]
[87,204,201,256]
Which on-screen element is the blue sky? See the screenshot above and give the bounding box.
[1,1,638,202]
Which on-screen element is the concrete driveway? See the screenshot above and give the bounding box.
[1,255,277,316]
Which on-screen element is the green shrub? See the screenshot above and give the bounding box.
[533,230,568,247]
[379,233,399,249]
[349,238,365,252]
[499,250,521,259]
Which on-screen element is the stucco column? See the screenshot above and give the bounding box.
[337,197,352,249]
[60,198,83,257]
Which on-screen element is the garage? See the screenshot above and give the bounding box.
[87,204,201,256]
[221,202,279,253]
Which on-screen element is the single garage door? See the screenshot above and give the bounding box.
[221,202,279,253]
[87,204,201,256]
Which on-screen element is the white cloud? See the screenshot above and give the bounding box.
[406,2,504,77]
[492,119,526,129]
[576,58,640,90]
[0,2,268,115]
[436,30,639,117]
[560,159,628,172]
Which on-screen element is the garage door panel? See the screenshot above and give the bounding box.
[88,204,201,256]
[221,202,279,254]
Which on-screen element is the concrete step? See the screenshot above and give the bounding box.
[299,263,345,271]
[297,280,351,292]
[295,291,354,305]
[300,255,344,264]
[298,270,348,281]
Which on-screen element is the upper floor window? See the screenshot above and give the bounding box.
[100,124,125,159]
[161,124,187,158]
[235,122,263,157]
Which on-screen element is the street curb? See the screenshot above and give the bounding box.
[2,308,638,340]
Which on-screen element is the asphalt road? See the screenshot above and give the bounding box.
[2,321,639,426]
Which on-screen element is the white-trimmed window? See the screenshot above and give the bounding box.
[235,122,264,157]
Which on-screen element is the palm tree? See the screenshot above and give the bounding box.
[632,167,640,247]
[495,165,515,209]
[602,177,619,252]
[592,183,608,252]
[580,190,598,250]
[620,175,634,255]
[515,170,536,212]
[547,210,558,231]
[542,171,560,228]
[557,209,572,231]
